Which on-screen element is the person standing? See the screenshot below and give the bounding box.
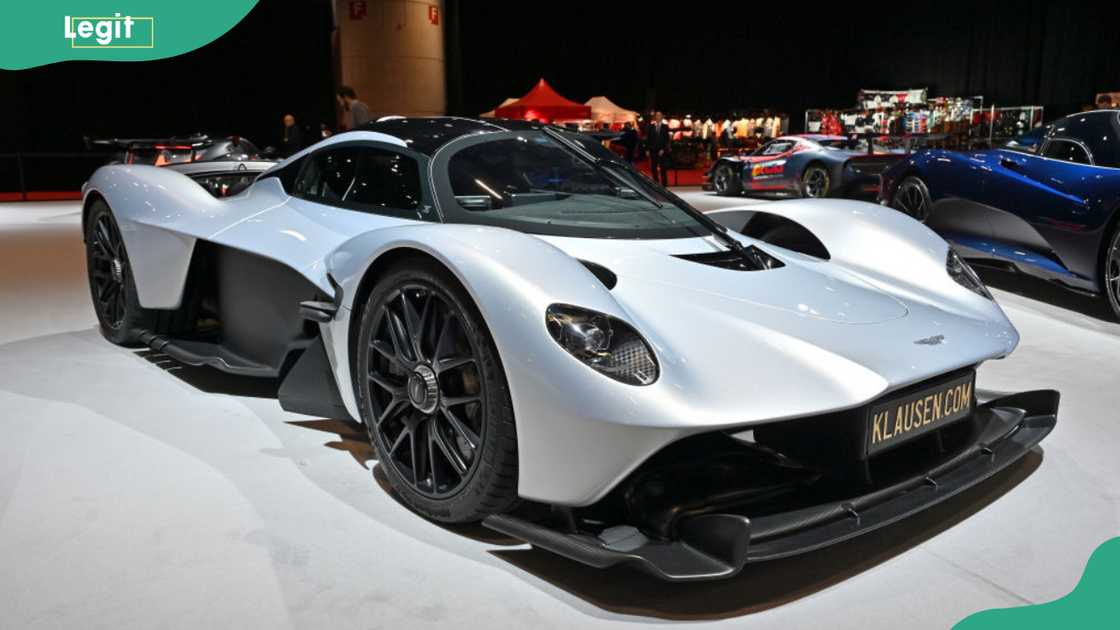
[618,122,638,163]
[279,114,304,157]
[645,111,671,186]
[337,85,371,130]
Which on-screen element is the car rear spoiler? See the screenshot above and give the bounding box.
[87,134,220,166]
[89,134,215,151]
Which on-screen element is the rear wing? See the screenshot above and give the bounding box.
[89,134,216,166]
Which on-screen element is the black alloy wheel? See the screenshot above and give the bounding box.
[713,164,741,196]
[357,262,518,522]
[88,213,128,330]
[801,165,831,198]
[893,176,932,222]
[1103,228,1120,320]
[85,201,151,345]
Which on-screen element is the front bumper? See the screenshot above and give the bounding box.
[484,389,1057,581]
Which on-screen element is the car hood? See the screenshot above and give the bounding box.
[542,235,908,325]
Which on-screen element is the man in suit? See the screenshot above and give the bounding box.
[279,114,304,158]
[645,111,671,186]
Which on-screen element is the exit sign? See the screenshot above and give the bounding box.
[428,5,440,25]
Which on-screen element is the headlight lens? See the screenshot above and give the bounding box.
[546,304,659,386]
[947,249,992,300]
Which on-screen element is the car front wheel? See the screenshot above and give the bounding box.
[892,176,932,222]
[356,260,519,523]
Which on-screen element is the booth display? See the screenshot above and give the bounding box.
[584,96,638,127]
[807,92,982,142]
[492,78,591,123]
[981,105,1045,145]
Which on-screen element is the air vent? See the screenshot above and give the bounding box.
[579,259,618,289]
[675,246,784,271]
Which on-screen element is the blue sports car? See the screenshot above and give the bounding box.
[879,109,1120,318]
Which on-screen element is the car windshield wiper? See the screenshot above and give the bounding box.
[541,127,662,208]
[541,127,771,269]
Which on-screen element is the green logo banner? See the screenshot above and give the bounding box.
[1,1,258,70]
[955,537,1120,629]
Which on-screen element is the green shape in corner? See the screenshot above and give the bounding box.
[955,537,1120,630]
[1,1,258,70]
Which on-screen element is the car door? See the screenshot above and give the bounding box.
[743,139,797,190]
[994,139,1092,227]
[984,130,1096,277]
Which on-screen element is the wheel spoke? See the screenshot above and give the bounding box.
[435,355,475,375]
[433,314,457,361]
[442,394,480,408]
[427,422,441,489]
[368,371,403,397]
[400,292,426,361]
[441,407,479,452]
[388,425,411,456]
[376,396,407,426]
[387,310,413,365]
[431,422,468,476]
[409,422,424,489]
[370,339,399,366]
[95,220,114,256]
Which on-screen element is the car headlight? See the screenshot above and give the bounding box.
[947,249,992,300]
[545,304,659,386]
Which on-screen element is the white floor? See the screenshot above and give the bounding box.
[0,196,1117,629]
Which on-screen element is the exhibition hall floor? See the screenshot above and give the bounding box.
[1,195,1117,629]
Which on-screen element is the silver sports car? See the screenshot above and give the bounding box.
[81,117,1057,581]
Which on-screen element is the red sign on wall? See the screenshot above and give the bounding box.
[428,5,440,25]
[349,1,367,20]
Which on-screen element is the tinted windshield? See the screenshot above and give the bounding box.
[437,131,711,239]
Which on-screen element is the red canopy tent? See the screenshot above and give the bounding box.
[493,78,591,123]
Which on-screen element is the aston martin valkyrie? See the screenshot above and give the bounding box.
[82,117,1056,581]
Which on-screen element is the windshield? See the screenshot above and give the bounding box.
[437,130,711,239]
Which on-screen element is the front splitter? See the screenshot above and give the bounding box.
[483,390,1058,581]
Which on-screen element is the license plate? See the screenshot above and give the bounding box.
[866,372,975,456]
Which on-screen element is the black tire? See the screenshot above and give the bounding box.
[712,163,742,196]
[355,259,518,523]
[800,164,831,198]
[892,176,932,222]
[1102,226,1120,321]
[84,200,153,345]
